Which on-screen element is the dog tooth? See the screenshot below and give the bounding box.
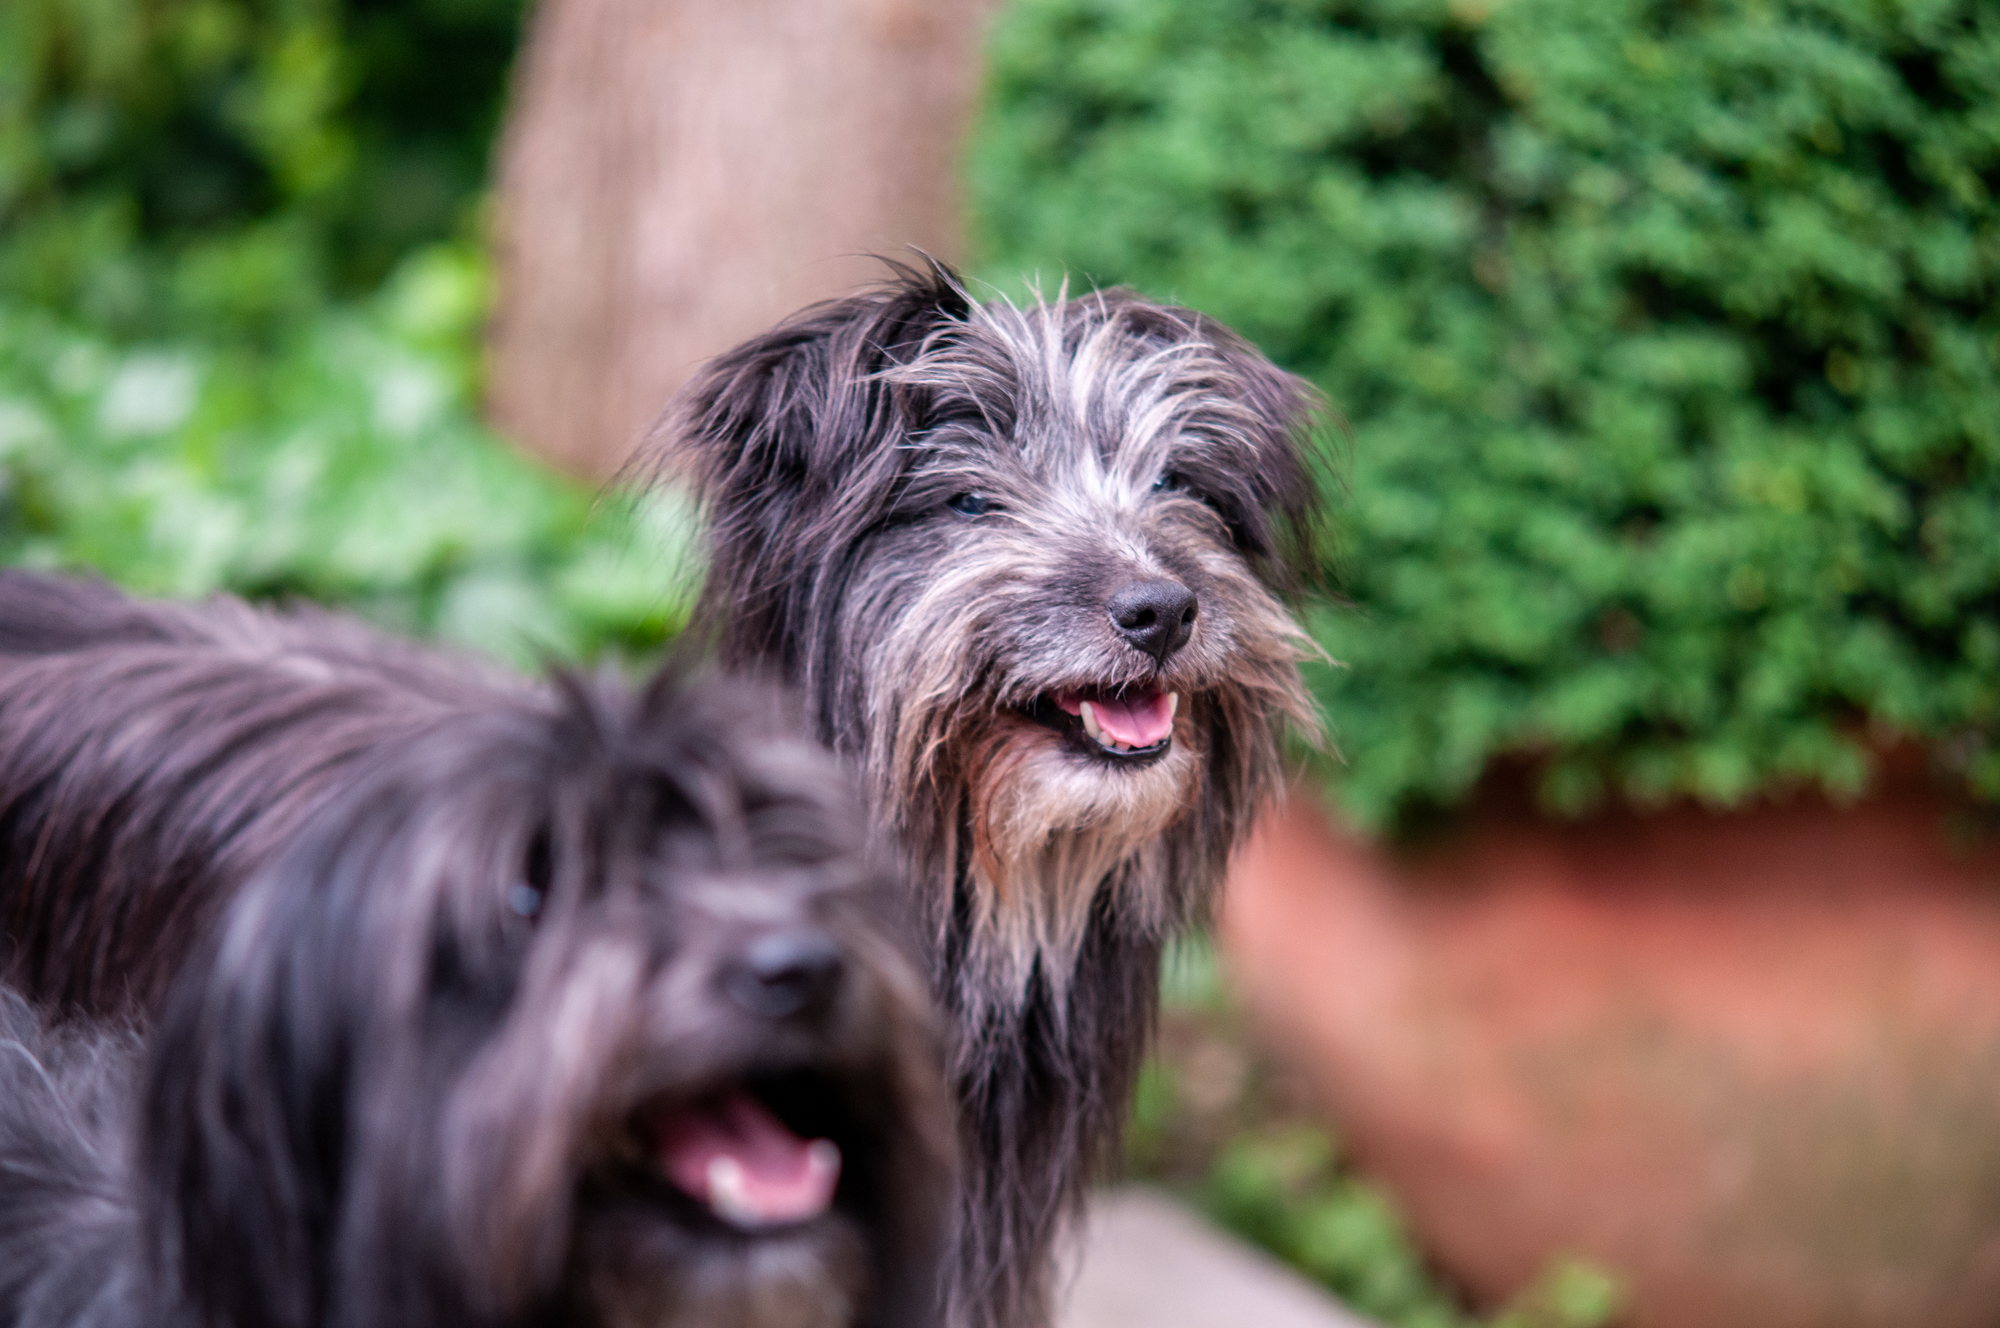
[706,1157,758,1227]
[1167,693,1179,721]
[1080,701,1106,747]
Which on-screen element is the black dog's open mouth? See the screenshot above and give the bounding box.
[646,1070,852,1231]
[1025,684,1179,764]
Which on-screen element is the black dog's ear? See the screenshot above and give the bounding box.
[139,778,459,1328]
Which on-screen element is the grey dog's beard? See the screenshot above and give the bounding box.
[939,713,1200,1015]
[858,571,1317,1027]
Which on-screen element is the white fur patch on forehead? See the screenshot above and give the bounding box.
[884,287,1273,483]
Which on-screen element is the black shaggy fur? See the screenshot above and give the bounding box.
[0,569,525,1018]
[0,573,953,1328]
[649,260,1323,1328]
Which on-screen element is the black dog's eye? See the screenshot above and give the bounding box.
[947,492,998,517]
[1153,471,1187,493]
[508,831,552,921]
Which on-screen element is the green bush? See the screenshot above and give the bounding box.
[972,0,2000,831]
[0,0,684,662]
[1,0,524,339]
[0,242,691,665]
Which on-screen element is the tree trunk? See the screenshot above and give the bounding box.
[487,0,1001,478]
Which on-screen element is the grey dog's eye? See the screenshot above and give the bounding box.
[1153,471,1186,493]
[507,881,544,919]
[947,492,997,517]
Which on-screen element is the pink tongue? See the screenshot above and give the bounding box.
[1089,689,1175,747]
[657,1091,841,1228]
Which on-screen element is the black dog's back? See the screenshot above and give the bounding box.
[0,570,522,1016]
[0,571,158,655]
[0,573,955,1328]
[0,657,954,1328]
[0,989,141,1328]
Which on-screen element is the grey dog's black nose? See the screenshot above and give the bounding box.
[1107,579,1197,665]
[724,928,844,1020]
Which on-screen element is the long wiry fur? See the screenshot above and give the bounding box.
[648,260,1322,1328]
[0,572,955,1328]
[0,991,141,1327]
[0,569,525,1018]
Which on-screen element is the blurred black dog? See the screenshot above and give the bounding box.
[652,260,1323,1328]
[0,572,953,1328]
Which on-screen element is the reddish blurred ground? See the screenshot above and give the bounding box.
[1223,780,2000,1328]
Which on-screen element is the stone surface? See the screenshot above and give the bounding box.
[1061,1188,1378,1328]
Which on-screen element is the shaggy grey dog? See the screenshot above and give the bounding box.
[0,573,953,1328]
[651,260,1322,1328]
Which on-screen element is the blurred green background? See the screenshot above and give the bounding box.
[0,0,686,663]
[4,2,1994,1324]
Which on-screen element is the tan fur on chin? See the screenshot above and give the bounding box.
[962,717,1197,1011]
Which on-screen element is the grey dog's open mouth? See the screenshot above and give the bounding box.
[1025,684,1179,765]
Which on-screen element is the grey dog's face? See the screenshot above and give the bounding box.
[666,271,1320,1012]
[848,303,1320,996]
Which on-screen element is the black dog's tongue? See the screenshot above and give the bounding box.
[655,1091,841,1228]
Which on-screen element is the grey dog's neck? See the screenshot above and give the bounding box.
[932,870,1170,1328]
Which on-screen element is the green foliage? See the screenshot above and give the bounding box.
[0,242,690,665]
[1205,1127,1481,1328]
[0,0,525,339]
[1497,1260,1624,1328]
[973,0,2000,831]
[0,0,674,662]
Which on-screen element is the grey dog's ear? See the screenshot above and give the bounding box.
[646,257,974,516]
[1146,306,1331,595]
[640,259,973,666]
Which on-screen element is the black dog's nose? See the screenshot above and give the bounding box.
[1107,579,1198,665]
[724,927,845,1020]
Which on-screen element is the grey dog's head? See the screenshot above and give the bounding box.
[656,261,1321,1018]
[143,668,953,1328]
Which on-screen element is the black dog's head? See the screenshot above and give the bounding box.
[144,668,952,1328]
[653,260,1323,1015]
